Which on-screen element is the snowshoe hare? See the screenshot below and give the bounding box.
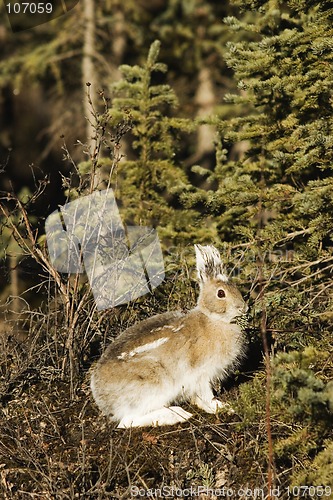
[91,245,247,428]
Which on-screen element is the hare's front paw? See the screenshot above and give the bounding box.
[214,400,235,415]
[193,395,235,415]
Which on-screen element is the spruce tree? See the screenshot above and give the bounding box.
[201,0,333,482]
[184,0,333,336]
[108,40,210,246]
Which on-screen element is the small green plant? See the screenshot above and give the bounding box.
[186,461,215,488]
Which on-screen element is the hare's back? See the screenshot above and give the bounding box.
[100,310,184,362]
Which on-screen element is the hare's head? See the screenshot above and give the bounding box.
[194,244,247,321]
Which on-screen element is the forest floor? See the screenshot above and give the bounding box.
[0,373,274,498]
[0,303,332,499]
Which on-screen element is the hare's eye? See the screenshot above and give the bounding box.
[217,289,226,299]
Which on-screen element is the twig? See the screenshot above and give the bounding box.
[257,251,275,496]
[257,154,275,497]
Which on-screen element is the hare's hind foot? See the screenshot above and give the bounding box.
[117,406,193,428]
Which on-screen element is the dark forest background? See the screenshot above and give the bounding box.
[0,0,332,497]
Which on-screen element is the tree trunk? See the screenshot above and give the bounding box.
[195,66,215,157]
[184,67,216,167]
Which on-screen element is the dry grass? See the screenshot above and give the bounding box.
[1,267,332,499]
[0,290,273,500]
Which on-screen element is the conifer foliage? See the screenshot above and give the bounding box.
[214,0,333,484]
[108,40,202,243]
[186,0,333,331]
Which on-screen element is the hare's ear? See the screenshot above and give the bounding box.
[194,244,228,283]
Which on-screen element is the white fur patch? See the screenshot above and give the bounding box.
[194,244,228,282]
[171,324,184,332]
[195,245,208,281]
[117,337,169,360]
[117,406,192,428]
[216,273,229,283]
